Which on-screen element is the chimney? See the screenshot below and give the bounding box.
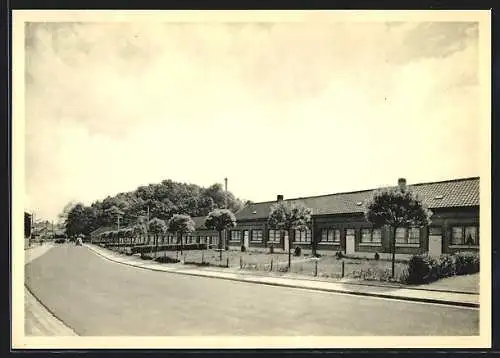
[398,178,407,191]
[277,195,284,202]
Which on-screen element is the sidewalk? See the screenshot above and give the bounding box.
[85,244,480,309]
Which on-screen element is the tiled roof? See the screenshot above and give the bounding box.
[191,216,208,230]
[235,177,479,221]
[90,226,117,236]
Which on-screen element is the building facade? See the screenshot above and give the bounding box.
[190,177,479,258]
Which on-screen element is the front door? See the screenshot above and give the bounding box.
[428,227,442,256]
[284,231,289,252]
[345,229,356,255]
[243,230,249,248]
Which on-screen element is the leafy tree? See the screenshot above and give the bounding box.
[268,201,312,269]
[364,185,433,277]
[148,218,167,259]
[65,203,98,238]
[204,209,237,260]
[167,214,196,255]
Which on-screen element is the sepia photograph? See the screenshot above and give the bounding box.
[12,10,491,349]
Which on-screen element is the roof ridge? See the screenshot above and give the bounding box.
[242,176,480,206]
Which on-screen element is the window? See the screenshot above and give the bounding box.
[251,230,263,242]
[295,228,311,243]
[268,230,289,243]
[395,227,420,246]
[452,226,478,246]
[360,228,382,244]
[321,229,340,243]
[268,230,280,243]
[230,230,241,242]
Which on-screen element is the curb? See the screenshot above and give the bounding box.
[24,284,80,336]
[85,245,479,309]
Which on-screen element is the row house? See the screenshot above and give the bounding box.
[190,177,479,258]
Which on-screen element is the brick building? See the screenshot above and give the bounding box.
[191,177,479,258]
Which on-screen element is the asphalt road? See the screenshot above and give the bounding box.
[25,244,479,336]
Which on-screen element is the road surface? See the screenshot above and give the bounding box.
[25,244,479,336]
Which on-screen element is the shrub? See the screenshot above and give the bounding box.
[225,245,229,251]
[406,255,435,284]
[268,244,274,254]
[405,252,480,285]
[241,245,246,252]
[294,246,302,257]
[335,250,344,260]
[454,251,480,275]
[437,254,455,278]
[374,252,380,261]
[155,256,180,264]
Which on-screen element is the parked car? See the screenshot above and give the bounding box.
[75,237,83,246]
[55,238,66,244]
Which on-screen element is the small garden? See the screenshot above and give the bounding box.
[102,242,479,285]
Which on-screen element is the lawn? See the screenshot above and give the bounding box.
[115,246,408,282]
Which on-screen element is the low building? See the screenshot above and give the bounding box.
[219,177,479,258]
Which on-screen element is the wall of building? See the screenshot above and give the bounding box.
[228,206,479,256]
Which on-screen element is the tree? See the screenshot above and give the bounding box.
[364,186,433,278]
[167,214,196,255]
[204,209,237,260]
[65,203,98,238]
[268,201,312,269]
[148,218,167,259]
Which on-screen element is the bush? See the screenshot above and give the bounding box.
[241,245,246,252]
[155,256,180,264]
[374,252,380,261]
[406,252,480,285]
[294,246,302,257]
[406,255,437,284]
[454,251,480,275]
[437,254,455,278]
[335,250,344,260]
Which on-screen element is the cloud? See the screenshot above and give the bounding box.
[23,21,481,220]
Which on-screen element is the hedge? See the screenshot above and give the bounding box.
[131,243,207,255]
[406,252,479,285]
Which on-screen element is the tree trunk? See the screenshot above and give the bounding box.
[392,226,397,278]
[311,218,317,257]
[219,230,223,261]
[154,234,158,259]
[288,229,292,268]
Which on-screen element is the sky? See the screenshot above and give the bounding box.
[23,18,482,221]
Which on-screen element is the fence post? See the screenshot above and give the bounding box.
[341,260,345,278]
[240,256,243,269]
[315,260,318,277]
[202,251,204,264]
[226,257,229,268]
[270,258,273,271]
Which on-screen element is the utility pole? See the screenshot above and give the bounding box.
[223,178,228,250]
[224,177,228,209]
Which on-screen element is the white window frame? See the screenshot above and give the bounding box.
[450,225,479,247]
[359,228,382,246]
[251,230,263,242]
[395,227,420,247]
[230,230,241,242]
[319,228,341,244]
[294,228,311,243]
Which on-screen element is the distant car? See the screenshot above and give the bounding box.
[55,238,66,244]
[75,237,83,246]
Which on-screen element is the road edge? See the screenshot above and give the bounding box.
[85,245,480,309]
